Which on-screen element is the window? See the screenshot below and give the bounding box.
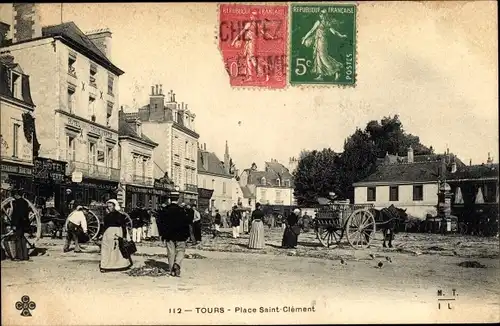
[89,96,96,120]
[88,142,96,165]
[276,178,281,186]
[413,185,423,201]
[106,102,113,127]
[107,74,114,95]
[367,187,376,202]
[261,177,266,185]
[276,190,282,200]
[142,159,147,177]
[12,123,20,157]
[97,150,105,163]
[67,88,75,113]
[107,147,113,168]
[185,141,188,158]
[89,63,97,87]
[389,186,399,201]
[67,136,76,161]
[68,54,76,77]
[185,169,189,185]
[11,72,20,99]
[260,188,267,200]
[223,182,226,194]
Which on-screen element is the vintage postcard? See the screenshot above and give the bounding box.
[1,2,498,325]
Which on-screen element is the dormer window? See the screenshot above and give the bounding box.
[68,53,77,77]
[89,63,97,87]
[276,178,281,186]
[10,71,20,99]
[261,177,266,185]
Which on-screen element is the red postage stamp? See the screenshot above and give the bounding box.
[218,4,288,88]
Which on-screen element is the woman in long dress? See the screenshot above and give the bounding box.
[301,9,347,81]
[148,210,160,241]
[282,209,302,249]
[248,203,265,249]
[100,199,133,273]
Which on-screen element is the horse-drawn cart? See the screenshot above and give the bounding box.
[82,204,133,241]
[314,201,376,249]
[1,197,42,246]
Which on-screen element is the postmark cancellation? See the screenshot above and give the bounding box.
[218,4,289,89]
[290,3,357,86]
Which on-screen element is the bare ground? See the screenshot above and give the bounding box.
[1,229,499,325]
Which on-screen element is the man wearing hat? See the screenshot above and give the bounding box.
[230,205,242,238]
[8,188,31,260]
[63,201,88,253]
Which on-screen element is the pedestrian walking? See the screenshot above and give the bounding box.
[159,199,192,277]
[248,203,265,249]
[240,211,249,234]
[99,199,133,273]
[7,188,31,261]
[213,209,222,238]
[192,204,202,243]
[282,208,302,249]
[63,202,88,253]
[230,205,242,238]
[130,203,145,243]
[148,209,160,241]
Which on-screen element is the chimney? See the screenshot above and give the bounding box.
[159,84,163,95]
[407,146,414,163]
[155,84,159,95]
[487,152,493,165]
[149,84,165,119]
[469,159,472,166]
[135,120,142,137]
[151,86,155,95]
[0,22,10,45]
[85,28,113,60]
[12,3,42,43]
[204,143,206,151]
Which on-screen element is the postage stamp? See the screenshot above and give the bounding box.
[218,4,288,88]
[289,3,357,86]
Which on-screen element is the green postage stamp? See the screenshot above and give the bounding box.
[290,3,357,86]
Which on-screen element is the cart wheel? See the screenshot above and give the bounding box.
[458,222,468,235]
[84,210,101,241]
[345,209,376,249]
[1,197,41,242]
[316,226,343,248]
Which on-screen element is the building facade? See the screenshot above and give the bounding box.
[126,85,199,203]
[0,54,36,197]
[239,160,295,211]
[353,147,464,219]
[2,5,124,205]
[118,110,162,210]
[197,142,234,213]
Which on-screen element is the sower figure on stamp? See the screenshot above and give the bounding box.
[301,9,347,81]
[231,9,276,82]
[161,199,193,277]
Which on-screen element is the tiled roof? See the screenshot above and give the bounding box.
[118,117,157,146]
[240,185,254,198]
[42,22,124,75]
[265,161,293,179]
[355,161,442,185]
[198,149,232,177]
[447,164,499,181]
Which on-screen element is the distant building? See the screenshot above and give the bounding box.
[197,142,234,213]
[0,53,37,194]
[353,146,467,219]
[1,4,125,205]
[239,159,295,211]
[118,110,160,210]
[125,86,199,204]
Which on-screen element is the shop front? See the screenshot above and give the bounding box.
[154,178,177,206]
[32,157,67,210]
[61,178,119,207]
[197,187,213,213]
[0,160,33,200]
[125,184,170,212]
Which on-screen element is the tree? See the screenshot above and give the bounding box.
[293,149,343,205]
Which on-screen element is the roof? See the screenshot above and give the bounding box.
[118,117,157,147]
[240,185,254,198]
[377,153,466,167]
[447,164,499,181]
[42,22,124,76]
[0,61,35,107]
[354,161,442,186]
[198,149,232,177]
[265,161,293,180]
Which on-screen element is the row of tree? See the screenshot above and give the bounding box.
[293,115,433,205]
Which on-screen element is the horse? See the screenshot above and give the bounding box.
[369,205,409,248]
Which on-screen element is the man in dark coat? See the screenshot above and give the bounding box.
[9,189,31,261]
[130,202,145,243]
[161,200,193,277]
[230,205,242,238]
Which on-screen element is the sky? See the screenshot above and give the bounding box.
[1,2,498,170]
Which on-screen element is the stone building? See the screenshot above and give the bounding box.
[1,4,125,205]
[124,85,199,204]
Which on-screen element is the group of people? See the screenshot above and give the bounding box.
[129,203,160,243]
